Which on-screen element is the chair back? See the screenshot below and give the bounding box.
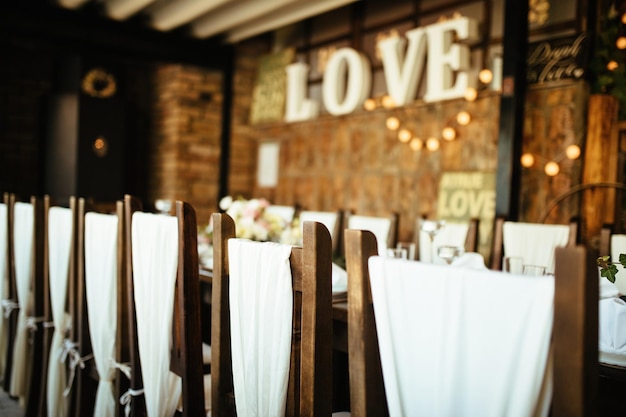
[416,218,479,263]
[490,217,578,273]
[211,213,333,417]
[126,197,205,417]
[346,213,398,256]
[367,245,596,417]
[0,194,9,389]
[298,210,343,253]
[265,204,297,225]
[45,197,77,417]
[344,229,388,417]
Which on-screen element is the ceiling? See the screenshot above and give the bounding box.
[47,0,359,43]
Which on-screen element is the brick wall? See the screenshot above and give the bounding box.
[149,63,224,225]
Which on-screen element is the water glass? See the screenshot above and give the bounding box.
[503,256,524,274]
[396,242,416,260]
[437,245,464,265]
[523,265,546,276]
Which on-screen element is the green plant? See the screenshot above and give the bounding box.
[589,2,626,120]
[597,253,626,283]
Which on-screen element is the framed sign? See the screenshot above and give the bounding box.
[437,171,496,259]
[527,33,589,84]
[250,48,295,124]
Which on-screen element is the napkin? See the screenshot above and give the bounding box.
[599,297,626,366]
[451,252,487,270]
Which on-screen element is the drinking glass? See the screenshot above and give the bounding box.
[420,219,446,262]
[503,256,524,274]
[396,242,416,260]
[155,199,173,215]
[437,245,464,265]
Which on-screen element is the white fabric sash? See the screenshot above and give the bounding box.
[10,202,34,398]
[85,212,119,417]
[228,239,293,417]
[599,297,626,366]
[132,212,181,417]
[47,206,73,417]
[420,222,469,264]
[369,257,554,417]
[503,222,570,274]
[0,203,7,378]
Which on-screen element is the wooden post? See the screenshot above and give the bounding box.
[582,94,619,243]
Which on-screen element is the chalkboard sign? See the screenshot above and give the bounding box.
[527,33,589,84]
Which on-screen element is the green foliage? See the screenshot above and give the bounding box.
[589,3,626,120]
[597,254,626,283]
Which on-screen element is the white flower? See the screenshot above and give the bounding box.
[219,195,233,210]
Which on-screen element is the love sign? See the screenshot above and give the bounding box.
[285,16,479,122]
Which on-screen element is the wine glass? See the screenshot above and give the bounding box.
[420,219,446,262]
[437,245,464,265]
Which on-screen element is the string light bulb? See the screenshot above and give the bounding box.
[464,87,478,102]
[410,137,423,151]
[363,98,376,111]
[386,116,400,130]
[608,60,619,71]
[398,128,412,142]
[442,127,456,141]
[456,111,471,125]
[520,153,535,168]
[478,69,493,84]
[426,137,440,151]
[544,161,560,176]
[617,36,626,50]
[565,144,581,160]
[381,95,395,109]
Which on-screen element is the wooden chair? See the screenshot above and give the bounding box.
[489,216,578,272]
[414,217,480,262]
[344,229,388,417]
[45,196,79,417]
[1,192,16,392]
[211,213,333,417]
[125,197,205,417]
[344,212,398,258]
[6,196,45,407]
[363,245,596,416]
[298,209,343,255]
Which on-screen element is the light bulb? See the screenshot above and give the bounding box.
[410,138,423,151]
[398,128,412,142]
[622,13,626,24]
[608,60,619,71]
[565,144,581,160]
[544,161,560,176]
[382,95,395,109]
[617,37,626,50]
[442,127,456,141]
[386,116,400,130]
[464,87,478,102]
[479,69,493,84]
[426,137,440,151]
[363,98,376,111]
[456,111,471,125]
[520,153,535,168]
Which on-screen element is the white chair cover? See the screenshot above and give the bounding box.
[47,206,73,417]
[228,238,293,417]
[599,297,626,367]
[131,212,181,417]
[419,222,469,264]
[611,234,626,295]
[299,211,339,242]
[503,222,570,274]
[10,202,34,398]
[369,256,554,417]
[85,212,119,417]
[0,203,7,378]
[347,215,392,256]
[265,205,296,225]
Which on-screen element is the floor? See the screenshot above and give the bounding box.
[0,389,23,417]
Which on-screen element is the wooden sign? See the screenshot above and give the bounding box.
[527,33,589,84]
[437,171,496,259]
[250,48,295,124]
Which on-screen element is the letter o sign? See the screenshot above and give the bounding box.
[322,48,371,116]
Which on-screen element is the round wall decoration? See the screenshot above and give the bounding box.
[81,67,117,98]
